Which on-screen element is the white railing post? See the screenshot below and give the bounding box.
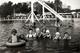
[42,2,45,20]
[31,1,34,23]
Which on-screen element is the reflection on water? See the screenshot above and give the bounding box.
[0,39,79,53]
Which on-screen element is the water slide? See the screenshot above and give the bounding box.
[37,0,65,21]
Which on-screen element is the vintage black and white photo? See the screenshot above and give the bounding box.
[0,0,80,53]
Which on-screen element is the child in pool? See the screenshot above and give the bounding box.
[26,29,34,48]
[35,28,41,39]
[45,29,51,39]
[53,32,61,49]
[63,32,71,50]
[40,28,46,39]
[63,32,71,39]
[8,29,18,43]
[53,32,61,40]
[26,29,34,40]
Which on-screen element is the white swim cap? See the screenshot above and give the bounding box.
[46,30,50,33]
[55,32,60,35]
[36,28,40,31]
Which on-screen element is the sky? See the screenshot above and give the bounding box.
[0,0,80,10]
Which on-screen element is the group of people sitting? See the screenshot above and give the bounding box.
[8,27,71,43]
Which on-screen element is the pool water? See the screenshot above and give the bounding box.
[0,39,79,53]
[0,20,80,53]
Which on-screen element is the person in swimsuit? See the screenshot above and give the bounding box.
[45,29,51,39]
[35,28,40,39]
[8,29,18,43]
[26,29,34,48]
[40,28,46,39]
[53,32,61,49]
[53,32,61,40]
[63,32,71,50]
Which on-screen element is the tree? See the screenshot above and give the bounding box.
[14,3,22,13]
[34,2,42,14]
[54,0,64,13]
[0,1,13,17]
[45,1,55,12]
[21,3,30,13]
[13,2,30,13]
